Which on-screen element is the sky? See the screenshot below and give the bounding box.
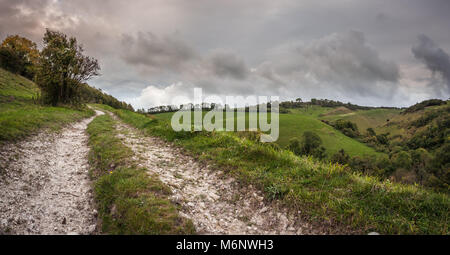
[1,0,450,108]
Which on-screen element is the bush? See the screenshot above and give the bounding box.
[301,131,323,155]
[333,119,360,138]
[376,133,389,145]
[392,151,412,170]
[366,128,376,137]
[331,149,350,165]
[287,138,302,156]
[286,131,327,160]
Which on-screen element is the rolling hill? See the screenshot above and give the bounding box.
[97,104,450,234]
[149,106,382,158]
[320,107,402,133]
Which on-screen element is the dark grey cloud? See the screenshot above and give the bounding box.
[266,31,399,98]
[255,61,285,85]
[412,34,450,94]
[206,49,249,80]
[121,32,197,73]
[1,0,449,108]
[120,33,250,81]
[0,0,50,41]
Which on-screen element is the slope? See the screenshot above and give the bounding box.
[0,68,94,141]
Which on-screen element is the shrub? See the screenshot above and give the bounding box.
[331,149,350,165]
[287,138,302,156]
[286,131,327,160]
[301,131,323,155]
[366,128,376,137]
[392,151,412,170]
[333,119,360,138]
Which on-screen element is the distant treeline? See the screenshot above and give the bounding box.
[145,102,278,114]
[280,98,400,110]
[0,32,133,111]
[145,98,400,114]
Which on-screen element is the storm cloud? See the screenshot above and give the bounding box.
[121,32,197,74]
[264,31,400,98]
[412,34,450,94]
[205,49,249,80]
[0,0,449,108]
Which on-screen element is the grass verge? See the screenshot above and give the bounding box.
[0,68,95,142]
[0,103,94,141]
[96,104,449,235]
[86,113,195,234]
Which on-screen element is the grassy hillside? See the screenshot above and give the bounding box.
[0,68,94,141]
[276,112,380,157]
[149,107,380,158]
[318,102,448,145]
[320,107,402,133]
[378,103,449,139]
[96,104,449,234]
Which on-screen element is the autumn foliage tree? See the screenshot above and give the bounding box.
[36,29,100,105]
[0,35,39,79]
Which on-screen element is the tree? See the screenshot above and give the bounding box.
[392,151,412,170]
[36,29,100,105]
[0,47,22,74]
[0,35,39,78]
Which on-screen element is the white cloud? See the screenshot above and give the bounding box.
[127,82,193,109]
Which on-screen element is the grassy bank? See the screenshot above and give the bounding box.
[98,105,449,234]
[0,68,94,142]
[86,113,195,234]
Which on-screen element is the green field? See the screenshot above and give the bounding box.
[0,68,94,141]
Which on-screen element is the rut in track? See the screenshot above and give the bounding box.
[110,113,322,235]
[0,111,104,234]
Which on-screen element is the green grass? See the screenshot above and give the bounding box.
[0,67,38,101]
[106,107,449,234]
[0,68,94,142]
[87,113,195,234]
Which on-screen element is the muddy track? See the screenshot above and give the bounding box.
[0,111,104,235]
[110,112,321,235]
